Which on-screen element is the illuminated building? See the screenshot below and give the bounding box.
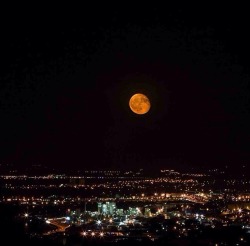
[97,201,117,215]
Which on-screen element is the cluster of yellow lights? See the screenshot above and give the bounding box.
[82,231,105,237]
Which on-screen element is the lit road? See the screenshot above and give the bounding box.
[44,217,70,234]
[79,195,207,204]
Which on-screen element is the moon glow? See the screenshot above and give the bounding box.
[129,93,151,115]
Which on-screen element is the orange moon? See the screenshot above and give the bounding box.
[129,93,151,115]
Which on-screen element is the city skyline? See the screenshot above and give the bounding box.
[0,7,249,172]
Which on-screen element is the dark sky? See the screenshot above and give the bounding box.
[0,7,249,171]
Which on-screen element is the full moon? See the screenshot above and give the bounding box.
[129,93,151,115]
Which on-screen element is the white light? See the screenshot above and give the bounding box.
[97,220,101,225]
[24,213,28,218]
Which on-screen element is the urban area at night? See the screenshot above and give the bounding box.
[1,5,250,246]
[1,164,250,245]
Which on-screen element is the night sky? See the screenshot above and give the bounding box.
[0,7,249,171]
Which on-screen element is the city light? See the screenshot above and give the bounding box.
[2,167,250,244]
